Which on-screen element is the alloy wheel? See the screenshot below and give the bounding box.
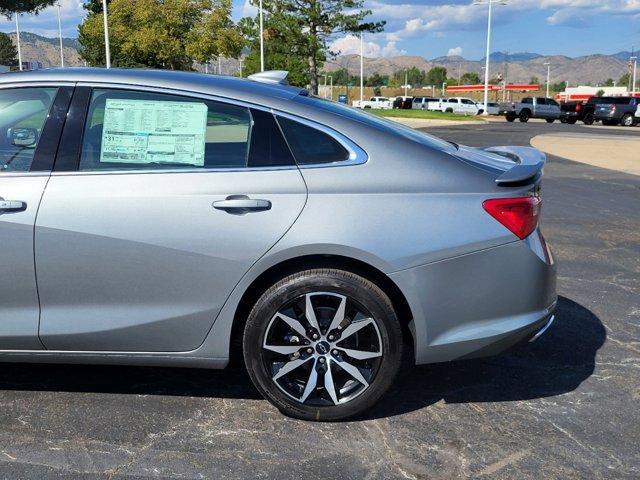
[261,292,383,406]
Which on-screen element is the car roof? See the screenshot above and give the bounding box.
[0,68,307,106]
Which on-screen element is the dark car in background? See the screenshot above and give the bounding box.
[593,96,639,126]
[560,97,599,125]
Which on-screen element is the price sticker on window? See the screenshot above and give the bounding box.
[100,99,208,166]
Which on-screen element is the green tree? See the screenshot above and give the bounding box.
[550,81,566,92]
[602,78,614,87]
[0,0,55,16]
[596,89,605,97]
[365,72,388,87]
[243,0,384,94]
[460,72,481,84]
[83,0,111,14]
[530,76,540,85]
[618,73,631,88]
[239,7,312,87]
[78,0,243,70]
[425,66,447,86]
[0,32,17,67]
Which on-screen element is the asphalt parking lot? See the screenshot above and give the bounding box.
[0,121,638,479]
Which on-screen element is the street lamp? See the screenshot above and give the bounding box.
[544,62,551,98]
[474,0,508,115]
[259,0,265,72]
[102,0,111,68]
[57,2,64,67]
[631,56,638,94]
[360,33,364,104]
[14,12,22,71]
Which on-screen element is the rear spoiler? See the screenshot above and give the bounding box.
[484,146,546,186]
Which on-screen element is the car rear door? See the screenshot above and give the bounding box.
[35,86,307,352]
[0,85,71,350]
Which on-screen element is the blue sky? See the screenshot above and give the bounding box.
[0,0,638,60]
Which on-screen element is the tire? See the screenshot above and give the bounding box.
[505,112,516,122]
[445,108,453,113]
[519,110,530,123]
[560,117,568,124]
[583,114,594,125]
[621,113,634,127]
[243,269,403,421]
[546,119,555,123]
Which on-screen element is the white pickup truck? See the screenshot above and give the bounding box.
[352,97,392,110]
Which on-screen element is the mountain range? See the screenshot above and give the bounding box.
[4,32,633,86]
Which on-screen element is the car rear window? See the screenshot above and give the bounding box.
[277,116,350,165]
[293,95,455,153]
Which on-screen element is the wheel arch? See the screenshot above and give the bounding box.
[228,254,415,366]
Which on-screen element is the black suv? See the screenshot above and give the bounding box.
[593,97,639,126]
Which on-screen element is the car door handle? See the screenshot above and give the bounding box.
[213,196,271,213]
[0,199,26,212]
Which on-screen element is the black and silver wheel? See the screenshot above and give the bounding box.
[583,113,594,125]
[519,110,530,123]
[621,113,634,127]
[243,269,403,421]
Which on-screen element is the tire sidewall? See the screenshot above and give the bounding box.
[243,270,403,421]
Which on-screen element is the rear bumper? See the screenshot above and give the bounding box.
[389,230,557,365]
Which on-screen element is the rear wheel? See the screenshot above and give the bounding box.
[583,114,594,125]
[621,113,634,127]
[519,110,530,123]
[243,269,403,421]
[505,112,516,122]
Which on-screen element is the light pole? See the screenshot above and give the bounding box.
[475,0,508,115]
[239,57,244,78]
[404,70,408,97]
[328,75,333,100]
[259,0,265,72]
[360,33,364,104]
[544,62,551,98]
[102,0,111,68]
[631,56,638,94]
[57,2,64,67]
[14,12,22,71]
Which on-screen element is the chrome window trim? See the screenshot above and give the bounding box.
[273,111,368,169]
[0,81,367,176]
[0,172,51,178]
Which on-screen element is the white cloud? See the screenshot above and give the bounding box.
[0,0,85,37]
[329,34,406,58]
[366,0,640,45]
[447,46,463,57]
[241,0,258,18]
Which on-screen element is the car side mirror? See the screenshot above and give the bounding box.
[7,127,39,148]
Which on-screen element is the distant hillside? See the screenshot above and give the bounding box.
[7,32,83,67]
[3,32,631,86]
[326,51,629,86]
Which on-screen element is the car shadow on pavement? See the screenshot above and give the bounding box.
[365,295,606,419]
[0,296,605,418]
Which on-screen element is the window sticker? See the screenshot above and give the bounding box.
[100,99,208,166]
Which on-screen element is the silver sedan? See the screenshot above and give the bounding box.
[0,69,556,420]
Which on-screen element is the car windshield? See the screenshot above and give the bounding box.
[294,95,455,152]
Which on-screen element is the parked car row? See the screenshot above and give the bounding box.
[352,95,503,116]
[501,95,640,127]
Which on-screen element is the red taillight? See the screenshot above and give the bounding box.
[576,103,582,112]
[483,197,541,240]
